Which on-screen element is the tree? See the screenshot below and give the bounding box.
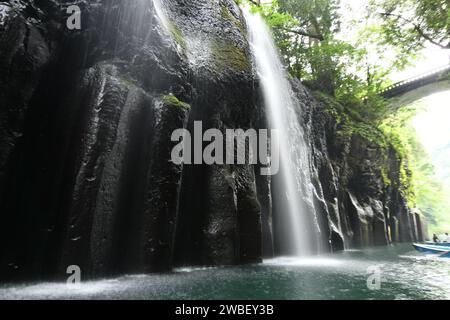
[373,0,450,50]
[246,0,419,117]
[249,0,342,95]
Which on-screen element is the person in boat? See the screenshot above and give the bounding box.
[444,233,449,243]
[433,234,440,243]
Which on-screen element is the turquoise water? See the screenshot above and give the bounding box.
[0,244,449,300]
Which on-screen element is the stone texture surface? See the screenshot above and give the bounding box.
[292,81,425,250]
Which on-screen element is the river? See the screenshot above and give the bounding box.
[1,244,448,300]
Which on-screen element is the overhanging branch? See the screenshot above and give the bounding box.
[281,27,325,41]
[380,12,450,50]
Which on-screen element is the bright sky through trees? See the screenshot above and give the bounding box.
[412,91,450,233]
[413,91,450,153]
[339,0,449,82]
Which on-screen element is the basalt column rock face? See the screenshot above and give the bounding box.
[0,0,52,216]
[291,82,427,250]
[165,0,262,267]
[0,0,262,281]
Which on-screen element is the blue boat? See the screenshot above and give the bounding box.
[425,241,450,247]
[412,243,450,255]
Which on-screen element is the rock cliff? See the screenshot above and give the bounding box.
[0,0,425,281]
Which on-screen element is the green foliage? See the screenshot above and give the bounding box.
[314,91,388,148]
[407,130,450,234]
[371,0,450,50]
[244,0,418,117]
[380,102,450,232]
[381,168,392,186]
[249,0,342,94]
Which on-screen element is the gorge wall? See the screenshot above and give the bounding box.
[0,0,426,282]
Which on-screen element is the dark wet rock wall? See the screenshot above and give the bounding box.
[0,0,425,282]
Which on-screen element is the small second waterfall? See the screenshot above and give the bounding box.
[244,9,320,256]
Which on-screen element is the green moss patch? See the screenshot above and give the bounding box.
[161,94,191,110]
[168,21,186,51]
[314,91,388,149]
[220,3,246,35]
[212,40,250,73]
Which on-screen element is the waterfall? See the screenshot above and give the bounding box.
[152,0,171,32]
[244,9,320,256]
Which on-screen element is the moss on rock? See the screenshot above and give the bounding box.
[212,40,250,73]
[381,167,392,187]
[168,21,186,51]
[162,94,190,110]
[220,3,246,35]
[314,91,388,149]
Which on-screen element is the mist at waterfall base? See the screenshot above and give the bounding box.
[1,245,449,300]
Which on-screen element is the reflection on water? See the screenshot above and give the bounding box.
[0,244,448,300]
[264,257,344,267]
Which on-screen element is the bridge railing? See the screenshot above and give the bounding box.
[380,64,450,98]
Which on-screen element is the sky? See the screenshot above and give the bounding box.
[392,45,449,83]
[412,91,450,154]
[412,91,450,204]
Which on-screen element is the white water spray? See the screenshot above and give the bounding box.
[244,9,320,256]
[152,0,171,32]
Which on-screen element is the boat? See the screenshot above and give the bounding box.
[412,243,450,255]
[424,241,450,247]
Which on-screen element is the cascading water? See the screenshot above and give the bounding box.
[152,0,171,31]
[244,9,320,256]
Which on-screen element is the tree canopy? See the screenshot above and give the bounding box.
[246,0,449,106]
[373,0,450,50]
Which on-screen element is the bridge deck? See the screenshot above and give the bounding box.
[380,64,450,99]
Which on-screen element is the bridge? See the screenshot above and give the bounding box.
[379,64,450,110]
